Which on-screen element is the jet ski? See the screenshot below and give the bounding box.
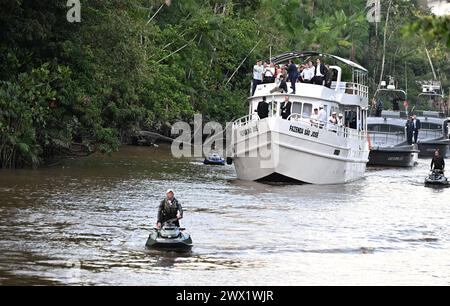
[146,218,193,251]
[425,170,450,187]
[203,152,225,166]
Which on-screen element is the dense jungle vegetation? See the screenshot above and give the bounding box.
[0,0,449,168]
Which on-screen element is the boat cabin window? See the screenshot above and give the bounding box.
[302,103,313,118]
[344,110,357,129]
[292,102,302,115]
[368,124,403,133]
[389,125,405,133]
[288,101,313,119]
[421,122,442,130]
[379,125,390,133]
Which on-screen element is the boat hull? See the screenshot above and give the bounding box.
[368,146,419,167]
[203,159,225,166]
[232,118,369,185]
[418,139,450,157]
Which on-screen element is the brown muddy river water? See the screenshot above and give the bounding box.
[0,145,449,285]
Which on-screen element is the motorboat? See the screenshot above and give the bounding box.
[227,51,370,185]
[367,84,419,167]
[203,152,226,165]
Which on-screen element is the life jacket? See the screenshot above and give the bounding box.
[161,198,179,219]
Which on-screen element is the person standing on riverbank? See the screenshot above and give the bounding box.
[157,189,183,229]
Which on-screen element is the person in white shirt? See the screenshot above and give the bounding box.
[301,61,315,83]
[338,113,345,126]
[313,58,327,85]
[328,112,338,133]
[263,62,276,83]
[318,105,327,127]
[252,60,264,96]
[310,107,320,127]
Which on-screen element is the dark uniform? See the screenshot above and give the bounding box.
[256,101,269,119]
[431,155,445,172]
[405,120,414,145]
[157,198,183,227]
[281,101,292,120]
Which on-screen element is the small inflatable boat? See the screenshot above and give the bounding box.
[425,170,450,187]
[146,219,193,251]
[203,153,225,166]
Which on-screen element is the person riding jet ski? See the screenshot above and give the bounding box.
[431,150,445,174]
[147,189,192,250]
[157,189,183,229]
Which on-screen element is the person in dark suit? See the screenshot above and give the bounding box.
[405,116,414,145]
[375,99,384,117]
[412,114,421,144]
[324,65,333,88]
[256,97,269,119]
[391,96,400,111]
[287,60,298,94]
[281,96,292,120]
[313,58,328,85]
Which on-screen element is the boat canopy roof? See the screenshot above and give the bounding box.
[269,51,368,73]
[374,88,407,100]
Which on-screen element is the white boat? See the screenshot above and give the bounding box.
[228,51,370,185]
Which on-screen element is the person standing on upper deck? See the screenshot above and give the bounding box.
[324,65,333,88]
[301,62,314,84]
[263,62,275,84]
[287,60,298,94]
[313,58,328,85]
[252,60,264,96]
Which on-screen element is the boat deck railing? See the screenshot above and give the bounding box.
[234,113,367,140]
[233,114,260,128]
[419,129,445,140]
[288,114,366,140]
[331,82,369,98]
[255,80,369,99]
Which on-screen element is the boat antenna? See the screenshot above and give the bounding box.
[405,61,408,97]
[425,47,438,80]
[378,0,393,90]
[269,36,273,61]
[225,38,263,86]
